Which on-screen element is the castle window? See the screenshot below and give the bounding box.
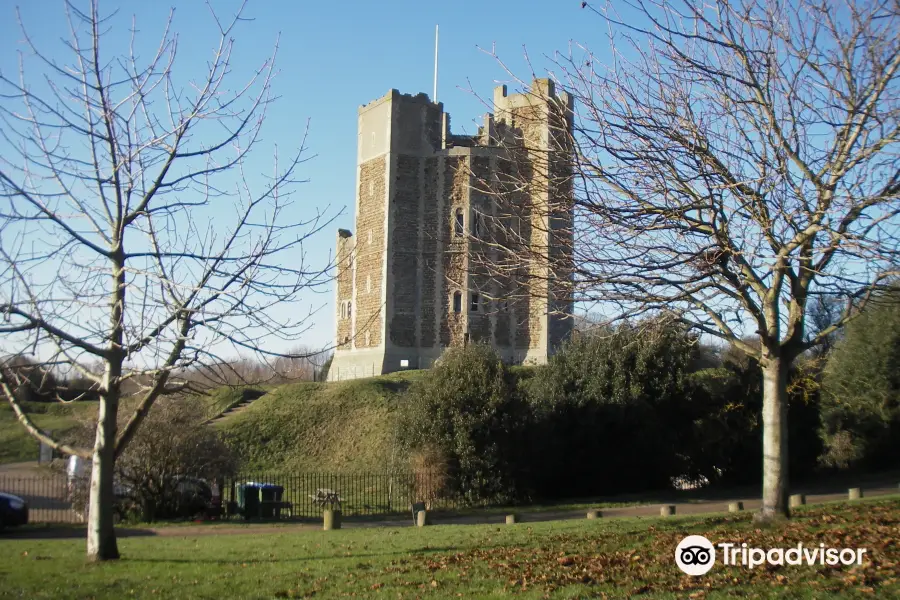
[471,293,480,312]
[454,208,464,237]
[341,302,346,319]
[347,302,352,320]
[500,299,508,313]
[452,291,462,313]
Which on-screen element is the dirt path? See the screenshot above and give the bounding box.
[4,480,897,540]
[0,461,49,476]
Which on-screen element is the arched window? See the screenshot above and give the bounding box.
[473,212,484,238]
[340,302,346,319]
[347,301,352,320]
[452,291,462,313]
[454,208,464,237]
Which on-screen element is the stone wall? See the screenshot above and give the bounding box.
[514,100,552,351]
[468,155,493,345]
[440,155,469,347]
[420,156,439,348]
[354,155,386,349]
[335,230,354,348]
[389,154,420,347]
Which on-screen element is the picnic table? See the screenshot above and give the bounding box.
[309,488,342,510]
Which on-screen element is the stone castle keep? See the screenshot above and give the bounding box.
[328,79,574,381]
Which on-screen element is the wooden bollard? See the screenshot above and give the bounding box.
[505,514,518,525]
[789,494,806,508]
[586,509,601,520]
[323,509,341,530]
[728,502,744,512]
[660,505,675,517]
[849,488,863,500]
[416,509,428,527]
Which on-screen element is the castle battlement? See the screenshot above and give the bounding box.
[359,90,441,115]
[329,79,574,381]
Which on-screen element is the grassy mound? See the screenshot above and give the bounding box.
[200,386,274,421]
[0,389,258,465]
[217,371,424,473]
[0,401,98,464]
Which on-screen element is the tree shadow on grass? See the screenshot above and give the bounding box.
[1,526,156,540]
[127,547,460,566]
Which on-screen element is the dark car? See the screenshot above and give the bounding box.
[0,492,28,529]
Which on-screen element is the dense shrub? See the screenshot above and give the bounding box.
[398,344,528,504]
[68,398,236,522]
[522,320,698,498]
[398,320,825,504]
[685,347,823,486]
[820,291,900,469]
[684,365,761,486]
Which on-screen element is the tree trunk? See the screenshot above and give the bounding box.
[86,395,120,561]
[757,357,790,522]
[87,242,126,560]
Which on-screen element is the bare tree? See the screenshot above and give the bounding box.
[66,397,237,523]
[475,0,900,521]
[0,1,334,559]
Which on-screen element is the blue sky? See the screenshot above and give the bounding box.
[0,0,607,354]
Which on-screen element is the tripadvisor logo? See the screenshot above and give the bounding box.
[675,535,716,575]
[675,535,868,576]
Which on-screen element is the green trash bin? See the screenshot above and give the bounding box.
[237,483,260,520]
[259,484,284,519]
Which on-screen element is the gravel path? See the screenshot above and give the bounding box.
[3,469,897,540]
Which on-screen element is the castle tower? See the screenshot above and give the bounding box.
[491,79,576,360]
[328,80,573,381]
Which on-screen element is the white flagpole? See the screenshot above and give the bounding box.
[433,25,439,103]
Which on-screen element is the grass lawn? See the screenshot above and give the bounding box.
[1,497,897,599]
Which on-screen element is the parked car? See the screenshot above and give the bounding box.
[0,492,28,529]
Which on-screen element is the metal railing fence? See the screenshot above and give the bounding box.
[0,474,83,523]
[0,468,486,523]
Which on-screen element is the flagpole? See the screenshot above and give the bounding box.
[433,25,439,103]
